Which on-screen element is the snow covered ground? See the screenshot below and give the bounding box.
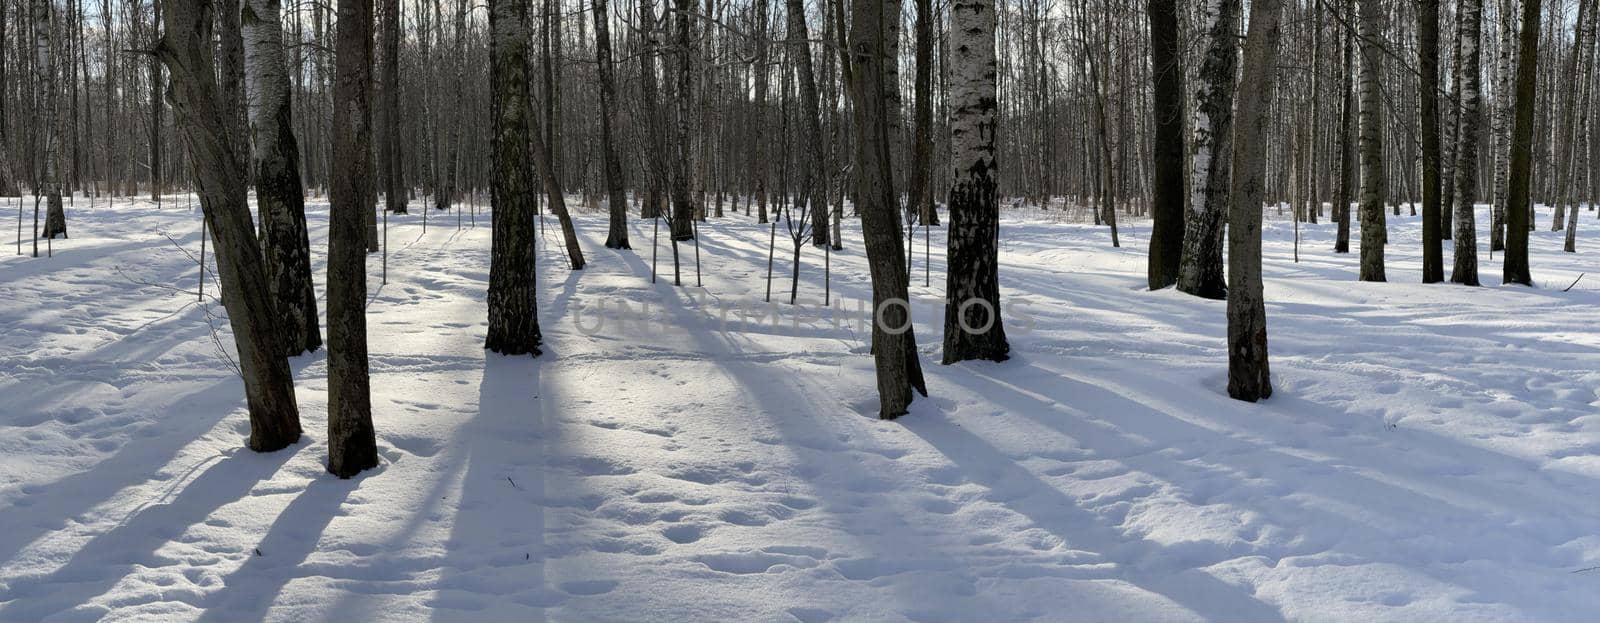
[1,194,1598,622]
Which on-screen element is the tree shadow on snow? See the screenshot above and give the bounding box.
[0,441,305,621]
[937,356,1600,618]
[426,352,551,621]
[197,477,357,621]
[0,378,247,576]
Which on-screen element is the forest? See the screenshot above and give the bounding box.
[2,0,1599,620]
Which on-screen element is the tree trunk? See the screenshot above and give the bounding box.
[532,123,585,269]
[1491,0,1518,251]
[850,0,927,418]
[542,0,564,197]
[1335,0,1355,254]
[1450,0,1485,285]
[638,0,670,223]
[1551,0,1593,236]
[1177,0,1240,299]
[1503,0,1540,285]
[327,0,378,478]
[752,0,770,225]
[1356,0,1386,282]
[1441,5,1461,241]
[217,0,247,175]
[0,0,15,197]
[1418,0,1443,283]
[1146,0,1184,290]
[594,0,629,249]
[668,0,696,241]
[908,0,936,230]
[381,0,407,213]
[785,0,827,248]
[36,0,66,239]
[485,0,545,356]
[1228,0,1283,402]
[435,0,466,212]
[150,0,164,203]
[942,0,1009,364]
[154,0,302,452]
[243,0,321,355]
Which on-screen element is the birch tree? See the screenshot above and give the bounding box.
[943,0,1009,364]
[485,0,544,356]
[1503,0,1540,285]
[1450,0,1485,286]
[1178,0,1240,300]
[153,0,302,452]
[243,0,320,354]
[1228,0,1285,402]
[36,0,67,240]
[1356,0,1386,282]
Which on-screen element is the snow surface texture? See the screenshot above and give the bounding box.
[2,195,1599,622]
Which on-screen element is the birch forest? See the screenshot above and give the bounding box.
[3,0,1600,619]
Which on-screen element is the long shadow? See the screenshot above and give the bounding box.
[942,358,1600,612]
[0,378,246,571]
[907,409,1290,622]
[602,243,1033,619]
[428,352,550,621]
[606,227,1281,619]
[642,223,1287,619]
[197,477,358,620]
[0,442,304,621]
[0,234,202,283]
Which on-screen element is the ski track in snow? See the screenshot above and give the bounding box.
[1,196,1598,622]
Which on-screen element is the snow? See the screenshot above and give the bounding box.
[2,195,1599,621]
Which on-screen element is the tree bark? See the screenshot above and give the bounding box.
[486,0,545,355]
[1146,0,1184,290]
[1177,0,1240,299]
[1450,0,1484,286]
[850,0,927,418]
[0,0,15,197]
[752,0,770,224]
[638,0,670,222]
[381,0,407,213]
[1503,0,1540,285]
[594,0,630,249]
[243,0,321,355]
[154,0,302,452]
[1417,0,1443,283]
[149,0,165,203]
[328,0,378,478]
[668,0,696,240]
[1334,0,1356,254]
[36,0,67,239]
[942,0,1008,364]
[1356,0,1386,282]
[785,0,827,247]
[1228,0,1283,402]
[908,0,936,229]
[1551,0,1593,235]
[1490,0,1518,251]
[216,0,247,175]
